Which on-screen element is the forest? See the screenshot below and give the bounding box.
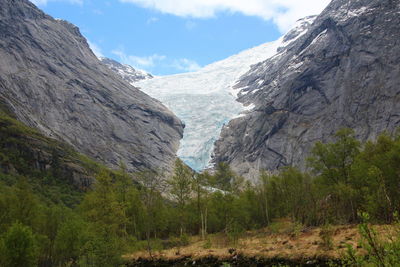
[1,107,400,267]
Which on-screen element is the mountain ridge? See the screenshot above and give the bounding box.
[212,0,400,179]
[0,0,184,174]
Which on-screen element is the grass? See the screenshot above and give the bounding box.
[125,220,393,263]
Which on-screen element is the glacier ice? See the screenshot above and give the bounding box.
[133,18,315,171]
[133,40,284,171]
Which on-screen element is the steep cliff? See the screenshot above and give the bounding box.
[213,0,400,179]
[0,0,184,173]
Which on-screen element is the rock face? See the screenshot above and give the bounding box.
[213,0,400,179]
[100,57,153,84]
[0,0,184,173]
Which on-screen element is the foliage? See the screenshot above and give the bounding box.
[2,111,400,266]
[168,159,193,236]
[319,224,334,250]
[343,213,400,266]
[1,222,38,267]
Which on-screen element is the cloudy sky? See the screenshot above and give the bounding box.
[31,0,331,75]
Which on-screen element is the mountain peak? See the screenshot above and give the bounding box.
[100,57,153,84]
[212,0,400,179]
[0,0,49,20]
[0,0,184,174]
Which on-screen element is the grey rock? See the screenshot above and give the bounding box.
[213,0,400,180]
[0,0,184,173]
[100,57,153,84]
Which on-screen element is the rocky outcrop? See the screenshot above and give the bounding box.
[213,0,400,179]
[100,57,153,84]
[0,0,184,173]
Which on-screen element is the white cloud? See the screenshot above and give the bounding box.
[172,58,201,72]
[112,49,202,73]
[30,0,83,6]
[88,41,104,58]
[112,49,166,67]
[147,17,160,24]
[119,0,332,32]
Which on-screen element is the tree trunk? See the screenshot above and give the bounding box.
[265,194,270,225]
[200,211,205,240]
[205,206,208,237]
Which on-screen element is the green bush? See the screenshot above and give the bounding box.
[343,213,400,266]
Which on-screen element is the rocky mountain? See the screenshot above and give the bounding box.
[131,16,315,171]
[0,0,184,174]
[213,0,400,179]
[100,57,153,83]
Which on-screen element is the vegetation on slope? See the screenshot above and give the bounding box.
[1,100,400,266]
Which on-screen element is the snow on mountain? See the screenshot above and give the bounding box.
[130,17,316,171]
[100,57,153,83]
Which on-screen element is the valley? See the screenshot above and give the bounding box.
[0,0,399,266]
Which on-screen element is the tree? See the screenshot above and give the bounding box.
[257,171,272,226]
[351,133,400,223]
[135,169,167,257]
[308,128,360,185]
[54,213,88,266]
[80,170,127,266]
[169,159,193,237]
[1,222,38,267]
[308,128,360,223]
[9,178,39,229]
[214,162,235,191]
[192,172,212,239]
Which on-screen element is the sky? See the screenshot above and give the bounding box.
[30,0,331,76]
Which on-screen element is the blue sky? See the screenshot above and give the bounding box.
[31,0,330,75]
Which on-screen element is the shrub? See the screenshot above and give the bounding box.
[319,224,334,250]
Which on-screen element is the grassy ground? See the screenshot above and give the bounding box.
[125,219,393,263]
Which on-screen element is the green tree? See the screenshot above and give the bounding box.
[80,170,127,266]
[54,213,88,266]
[308,128,361,223]
[308,128,360,185]
[135,170,166,257]
[8,178,39,229]
[192,172,212,239]
[351,133,400,223]
[257,171,272,226]
[169,159,193,237]
[214,162,236,191]
[1,222,38,267]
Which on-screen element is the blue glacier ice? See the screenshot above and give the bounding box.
[132,18,315,171]
[133,40,284,171]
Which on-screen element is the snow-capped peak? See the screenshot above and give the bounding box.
[100,57,153,83]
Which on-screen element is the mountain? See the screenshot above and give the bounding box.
[100,57,153,83]
[0,0,184,174]
[131,17,315,171]
[212,0,400,179]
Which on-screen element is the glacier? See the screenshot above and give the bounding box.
[131,18,315,171]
